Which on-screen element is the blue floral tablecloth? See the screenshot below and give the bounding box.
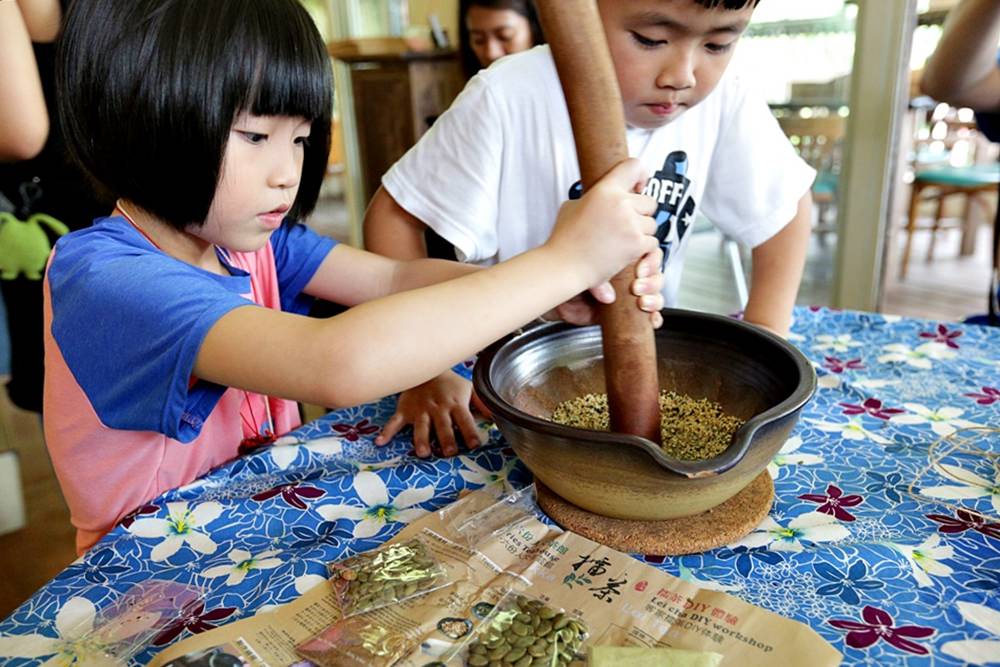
[1,307,999,666]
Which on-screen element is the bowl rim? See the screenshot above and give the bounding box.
[473,308,818,478]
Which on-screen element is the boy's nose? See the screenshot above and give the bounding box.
[655,51,696,90]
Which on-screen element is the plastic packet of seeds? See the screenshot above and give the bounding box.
[162,637,267,667]
[452,591,589,667]
[295,615,410,667]
[440,485,545,547]
[327,536,449,617]
[65,580,203,665]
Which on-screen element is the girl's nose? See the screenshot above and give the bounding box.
[655,50,696,90]
[269,150,301,189]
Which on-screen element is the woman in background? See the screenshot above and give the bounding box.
[458,0,544,78]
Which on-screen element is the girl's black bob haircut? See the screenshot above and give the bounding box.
[58,0,333,230]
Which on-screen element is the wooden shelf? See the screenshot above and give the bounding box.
[330,44,465,205]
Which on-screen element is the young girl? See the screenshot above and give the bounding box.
[45,0,663,554]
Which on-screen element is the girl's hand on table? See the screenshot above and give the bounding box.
[545,246,664,328]
[375,371,483,458]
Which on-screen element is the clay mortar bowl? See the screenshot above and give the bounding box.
[473,309,816,520]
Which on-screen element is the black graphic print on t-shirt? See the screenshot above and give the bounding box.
[568,151,696,269]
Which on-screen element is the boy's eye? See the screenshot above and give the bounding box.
[631,31,666,48]
[706,42,734,54]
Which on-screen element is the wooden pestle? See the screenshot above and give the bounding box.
[536,0,661,443]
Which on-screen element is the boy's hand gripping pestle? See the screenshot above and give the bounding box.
[536,0,662,444]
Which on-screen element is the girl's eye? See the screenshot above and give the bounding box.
[631,31,666,48]
[240,131,267,144]
[294,136,311,147]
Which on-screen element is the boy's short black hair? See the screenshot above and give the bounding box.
[58,0,333,230]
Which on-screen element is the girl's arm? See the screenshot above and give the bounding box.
[921,0,1000,111]
[302,243,481,307]
[314,184,662,458]
[0,0,50,160]
[742,191,813,337]
[194,159,658,410]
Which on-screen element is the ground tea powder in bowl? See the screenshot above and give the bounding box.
[550,391,744,461]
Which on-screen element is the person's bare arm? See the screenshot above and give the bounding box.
[302,243,481,307]
[17,0,60,42]
[0,0,50,160]
[360,176,664,455]
[742,191,813,337]
[363,185,431,260]
[921,0,1000,111]
[303,245,484,455]
[195,159,659,411]
[362,184,491,455]
[194,253,570,410]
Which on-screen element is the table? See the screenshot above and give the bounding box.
[1,307,999,666]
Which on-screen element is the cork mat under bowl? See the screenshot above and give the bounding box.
[535,472,774,555]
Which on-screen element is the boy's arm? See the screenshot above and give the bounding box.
[363,185,481,456]
[920,0,1000,111]
[363,186,433,260]
[742,191,812,337]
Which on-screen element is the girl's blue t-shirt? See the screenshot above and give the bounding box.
[47,217,335,439]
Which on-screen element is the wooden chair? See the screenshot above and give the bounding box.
[900,163,1000,279]
[899,105,1000,279]
[776,114,847,243]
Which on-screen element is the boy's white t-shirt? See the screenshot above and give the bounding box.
[382,45,815,305]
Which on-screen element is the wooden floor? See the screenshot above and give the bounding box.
[0,390,78,619]
[0,202,994,619]
[678,218,994,323]
[881,224,994,321]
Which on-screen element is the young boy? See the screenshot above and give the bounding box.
[364,0,815,456]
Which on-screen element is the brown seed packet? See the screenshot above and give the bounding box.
[295,616,410,667]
